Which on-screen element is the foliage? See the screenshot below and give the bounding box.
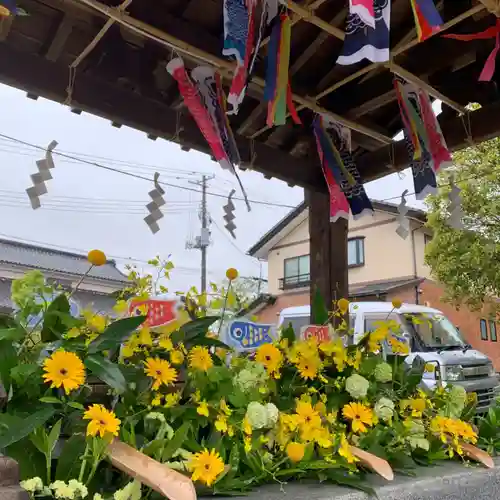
[425,137,500,311]
[477,398,500,456]
[1,261,494,499]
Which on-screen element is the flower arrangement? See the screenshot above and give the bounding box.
[0,254,490,499]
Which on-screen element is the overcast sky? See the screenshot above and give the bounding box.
[0,83,424,293]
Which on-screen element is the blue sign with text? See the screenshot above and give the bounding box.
[223,320,277,352]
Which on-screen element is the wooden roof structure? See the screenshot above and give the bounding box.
[2,0,500,193]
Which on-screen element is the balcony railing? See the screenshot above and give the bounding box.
[279,273,311,290]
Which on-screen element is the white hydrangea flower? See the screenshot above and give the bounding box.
[113,481,141,500]
[20,477,44,493]
[245,402,269,429]
[374,397,395,422]
[345,374,370,399]
[93,495,104,500]
[265,403,279,427]
[68,479,88,499]
[50,480,76,499]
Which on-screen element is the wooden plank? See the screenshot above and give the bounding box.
[0,43,326,191]
[46,14,74,61]
[307,190,348,323]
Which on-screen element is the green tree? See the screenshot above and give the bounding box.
[425,137,500,311]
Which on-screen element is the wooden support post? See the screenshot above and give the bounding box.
[307,191,348,323]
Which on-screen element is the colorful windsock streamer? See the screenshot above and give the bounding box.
[167,58,228,170]
[338,0,390,65]
[313,116,373,220]
[264,13,301,127]
[443,20,500,82]
[410,0,443,42]
[350,0,375,28]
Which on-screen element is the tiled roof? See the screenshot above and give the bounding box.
[0,239,128,283]
[350,277,424,298]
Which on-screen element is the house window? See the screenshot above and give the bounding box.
[424,234,433,246]
[282,255,310,288]
[480,319,488,340]
[348,238,365,267]
[489,320,497,342]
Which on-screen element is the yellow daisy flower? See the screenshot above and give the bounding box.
[242,417,252,435]
[295,401,321,429]
[83,404,120,438]
[159,336,173,351]
[296,355,321,380]
[342,402,374,433]
[215,415,228,434]
[170,349,185,365]
[188,449,225,486]
[43,350,85,394]
[188,346,213,371]
[255,344,283,376]
[144,357,177,390]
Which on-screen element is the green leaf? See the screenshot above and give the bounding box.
[87,316,146,354]
[161,422,191,462]
[55,434,86,481]
[0,328,24,342]
[281,324,296,345]
[29,427,48,455]
[67,402,85,410]
[47,419,62,454]
[6,439,45,479]
[178,316,219,341]
[41,294,70,342]
[39,397,61,404]
[312,287,329,324]
[0,339,18,392]
[11,364,39,386]
[0,407,55,449]
[85,355,127,393]
[186,335,230,350]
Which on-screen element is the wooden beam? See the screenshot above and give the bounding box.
[0,43,326,191]
[357,101,500,181]
[387,63,467,114]
[307,190,348,320]
[75,0,393,144]
[0,16,13,42]
[347,89,396,119]
[477,0,500,16]
[46,14,74,61]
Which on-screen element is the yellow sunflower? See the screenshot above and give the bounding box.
[43,350,85,394]
[144,357,177,390]
[255,344,283,376]
[342,402,374,433]
[83,404,121,437]
[188,346,214,371]
[188,448,225,486]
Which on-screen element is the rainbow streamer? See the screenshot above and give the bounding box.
[264,13,301,127]
[410,0,442,42]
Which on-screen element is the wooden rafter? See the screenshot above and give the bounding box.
[74,0,393,144]
[250,3,484,139]
[0,16,13,41]
[477,0,500,16]
[45,14,74,61]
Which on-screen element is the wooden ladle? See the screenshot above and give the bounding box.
[350,445,395,481]
[108,440,197,500]
[459,441,495,469]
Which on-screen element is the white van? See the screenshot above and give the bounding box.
[278,302,500,413]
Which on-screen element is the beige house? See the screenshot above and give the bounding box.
[248,201,500,370]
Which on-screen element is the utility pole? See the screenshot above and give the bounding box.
[186,174,214,294]
[200,175,208,294]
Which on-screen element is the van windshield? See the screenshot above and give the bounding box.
[401,313,465,349]
[281,316,311,335]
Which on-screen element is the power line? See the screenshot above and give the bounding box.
[0,133,298,209]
